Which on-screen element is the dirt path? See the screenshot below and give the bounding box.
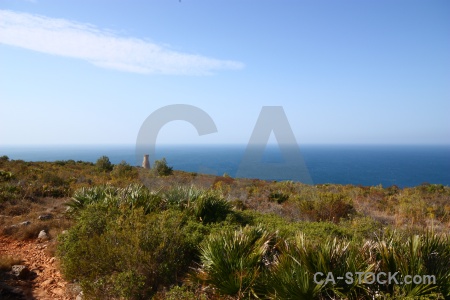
[0,235,74,300]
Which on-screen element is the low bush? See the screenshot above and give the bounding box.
[155,285,208,300]
[0,184,21,204]
[111,160,136,179]
[240,210,354,241]
[268,190,289,204]
[0,170,14,182]
[95,155,113,172]
[58,206,202,299]
[40,172,66,186]
[298,192,355,222]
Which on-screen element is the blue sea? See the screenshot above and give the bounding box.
[1,144,449,188]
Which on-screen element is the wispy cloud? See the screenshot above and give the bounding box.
[0,10,244,75]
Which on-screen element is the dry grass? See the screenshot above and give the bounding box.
[1,217,73,241]
[0,255,23,271]
[1,194,73,241]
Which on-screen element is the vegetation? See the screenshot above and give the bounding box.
[58,204,201,298]
[96,155,113,172]
[0,155,449,299]
[0,255,22,271]
[152,157,173,176]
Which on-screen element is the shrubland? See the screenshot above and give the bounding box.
[0,156,449,299]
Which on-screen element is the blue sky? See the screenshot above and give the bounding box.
[1,0,449,145]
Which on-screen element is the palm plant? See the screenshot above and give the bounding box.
[163,185,204,209]
[266,234,324,299]
[195,226,275,299]
[190,191,231,224]
[420,232,450,297]
[296,234,373,299]
[118,183,163,213]
[66,185,117,213]
[373,231,450,298]
[66,184,163,215]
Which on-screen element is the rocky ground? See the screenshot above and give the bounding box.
[0,235,78,300]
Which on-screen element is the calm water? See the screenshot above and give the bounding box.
[1,144,449,188]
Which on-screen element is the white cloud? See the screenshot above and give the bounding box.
[0,10,244,75]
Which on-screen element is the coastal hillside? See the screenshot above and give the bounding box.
[1,156,449,299]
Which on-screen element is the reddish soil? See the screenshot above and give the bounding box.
[0,235,73,300]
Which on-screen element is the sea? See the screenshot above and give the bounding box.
[1,144,449,188]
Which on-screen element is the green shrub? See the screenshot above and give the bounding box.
[152,157,173,176]
[58,207,201,299]
[298,192,355,222]
[157,285,208,300]
[268,190,289,204]
[41,172,66,186]
[40,185,70,198]
[20,169,70,198]
[54,160,67,166]
[240,210,353,240]
[96,155,113,172]
[0,155,9,162]
[397,192,428,225]
[0,170,14,182]
[339,216,383,241]
[0,184,20,203]
[111,160,135,179]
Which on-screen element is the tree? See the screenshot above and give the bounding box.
[96,156,113,172]
[152,158,173,176]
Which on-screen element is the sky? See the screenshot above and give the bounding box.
[1,0,449,146]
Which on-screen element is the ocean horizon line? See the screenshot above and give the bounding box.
[1,144,449,188]
[2,143,450,150]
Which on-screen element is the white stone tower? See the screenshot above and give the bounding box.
[142,154,150,169]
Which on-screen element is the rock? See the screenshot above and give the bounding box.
[18,221,31,226]
[11,265,30,280]
[76,291,84,300]
[52,288,65,296]
[37,230,49,241]
[38,214,53,220]
[41,278,55,287]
